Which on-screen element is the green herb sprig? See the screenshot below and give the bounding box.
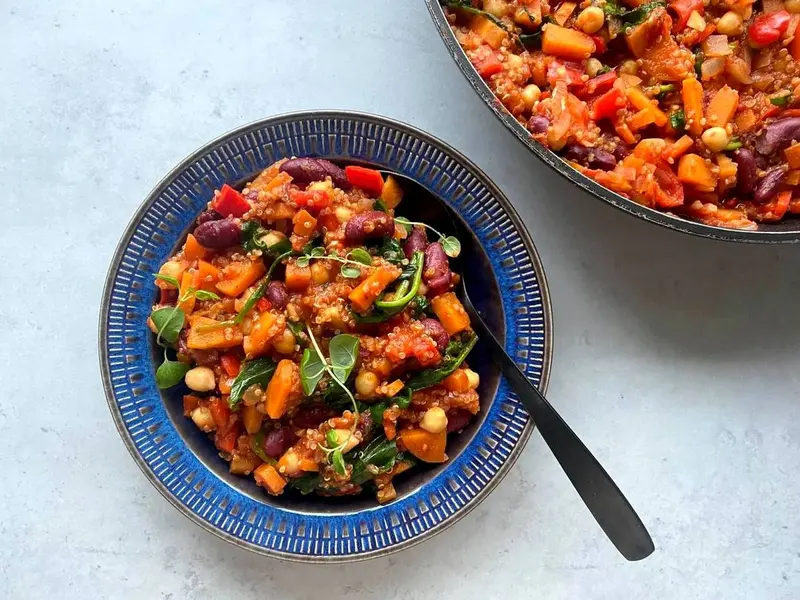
[394,217,461,258]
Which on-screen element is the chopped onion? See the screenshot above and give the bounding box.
[703,35,733,57]
[687,10,706,31]
[726,56,752,84]
[701,57,726,80]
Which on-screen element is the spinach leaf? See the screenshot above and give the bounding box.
[374,198,388,212]
[287,473,321,495]
[229,358,277,409]
[329,334,359,383]
[394,387,412,409]
[406,331,478,391]
[374,251,423,312]
[349,435,399,485]
[151,307,185,345]
[771,92,792,106]
[443,0,507,29]
[410,295,431,319]
[156,358,190,389]
[250,430,273,464]
[369,400,389,425]
[377,237,405,265]
[694,51,704,78]
[234,249,294,324]
[241,221,292,255]
[603,0,664,24]
[300,348,325,396]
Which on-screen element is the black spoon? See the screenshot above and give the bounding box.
[387,171,655,562]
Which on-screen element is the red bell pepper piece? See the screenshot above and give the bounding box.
[220,353,241,377]
[589,35,606,54]
[214,420,240,454]
[585,71,618,96]
[547,60,585,90]
[212,184,250,217]
[345,166,385,196]
[748,10,790,47]
[256,297,271,312]
[291,189,331,211]
[669,0,704,31]
[471,45,503,78]
[208,397,231,430]
[591,87,626,120]
[653,162,685,208]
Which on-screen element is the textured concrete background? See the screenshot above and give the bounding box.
[3,1,800,598]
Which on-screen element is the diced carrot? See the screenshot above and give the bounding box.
[292,209,317,237]
[348,267,400,312]
[682,78,704,136]
[264,171,293,192]
[220,353,241,377]
[785,143,800,169]
[379,175,404,209]
[384,380,405,397]
[633,138,668,162]
[177,270,200,315]
[663,135,695,161]
[187,316,244,350]
[431,292,471,335]
[677,153,718,191]
[541,24,595,60]
[265,359,300,419]
[473,15,507,49]
[788,169,800,186]
[243,311,278,357]
[705,85,739,128]
[627,87,668,126]
[443,369,471,393]
[183,394,200,417]
[553,1,576,25]
[248,160,287,191]
[216,260,266,298]
[183,234,208,261]
[197,260,221,292]
[614,120,638,145]
[629,109,656,130]
[242,405,264,435]
[298,458,320,472]
[218,376,233,395]
[399,428,447,463]
[735,108,758,133]
[254,463,287,494]
[285,263,311,292]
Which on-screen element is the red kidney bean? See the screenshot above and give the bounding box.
[527,115,550,134]
[292,405,336,429]
[262,426,297,459]
[344,211,395,242]
[194,218,241,248]
[279,158,351,190]
[421,318,449,351]
[564,144,617,170]
[196,209,223,225]
[265,281,288,309]
[403,226,428,259]
[446,409,473,433]
[612,144,630,161]
[423,242,454,295]
[754,117,800,155]
[753,167,786,204]
[733,149,757,195]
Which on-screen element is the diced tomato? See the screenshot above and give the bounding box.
[291,189,331,211]
[589,35,606,54]
[220,353,241,377]
[256,298,271,312]
[214,421,240,454]
[471,45,503,78]
[669,0,703,31]
[591,87,626,120]
[212,184,250,217]
[757,190,792,221]
[344,166,385,196]
[748,10,791,47]
[653,162,685,208]
[208,397,231,430]
[585,71,617,96]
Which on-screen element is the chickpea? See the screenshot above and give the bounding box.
[185,366,216,392]
[585,58,603,78]
[521,84,542,109]
[464,368,481,390]
[372,357,393,377]
[259,230,285,248]
[482,0,508,18]
[575,6,605,34]
[716,11,743,36]
[787,0,800,13]
[420,407,448,434]
[332,428,360,453]
[355,370,379,397]
[273,329,296,354]
[310,262,331,285]
[701,126,730,152]
[506,54,524,70]
[619,59,638,75]
[191,406,216,432]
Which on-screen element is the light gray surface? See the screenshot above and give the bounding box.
[3,1,800,598]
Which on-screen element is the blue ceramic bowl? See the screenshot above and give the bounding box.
[99,111,552,562]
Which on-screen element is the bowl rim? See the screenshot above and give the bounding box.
[425,0,800,244]
[98,109,553,562]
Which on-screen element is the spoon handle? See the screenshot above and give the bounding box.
[465,303,655,561]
